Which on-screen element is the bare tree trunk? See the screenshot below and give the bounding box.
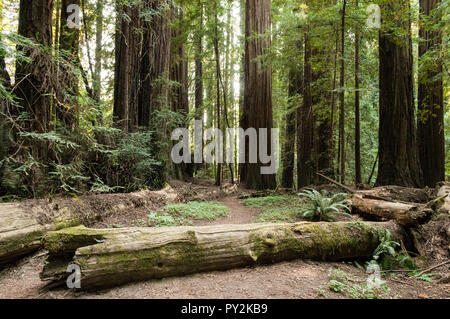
[281,66,301,189]
[170,7,191,180]
[338,0,346,184]
[244,0,276,190]
[417,0,445,187]
[14,0,54,167]
[354,0,362,185]
[113,0,131,131]
[377,0,423,187]
[298,34,314,188]
[138,0,154,128]
[214,2,222,187]
[58,0,80,131]
[93,0,103,124]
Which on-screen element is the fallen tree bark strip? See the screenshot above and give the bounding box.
[0,187,176,266]
[41,221,406,290]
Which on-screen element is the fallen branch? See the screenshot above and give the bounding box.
[412,260,450,279]
[40,221,405,290]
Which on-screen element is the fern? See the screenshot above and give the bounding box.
[298,189,351,221]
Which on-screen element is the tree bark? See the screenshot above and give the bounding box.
[93,0,104,123]
[281,67,301,189]
[113,0,131,131]
[351,194,437,227]
[417,0,445,187]
[354,0,362,185]
[170,7,191,180]
[298,34,314,188]
[58,0,80,131]
[14,0,54,136]
[338,0,346,184]
[0,35,11,194]
[377,0,423,187]
[243,0,276,190]
[41,221,406,290]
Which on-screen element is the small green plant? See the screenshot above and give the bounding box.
[372,230,401,270]
[298,189,351,222]
[148,201,230,227]
[326,268,389,299]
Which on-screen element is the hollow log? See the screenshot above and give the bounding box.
[351,194,437,227]
[0,188,174,266]
[41,221,405,290]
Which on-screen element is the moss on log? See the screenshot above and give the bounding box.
[41,221,405,290]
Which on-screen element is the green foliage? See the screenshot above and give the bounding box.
[326,268,389,299]
[242,195,311,223]
[148,201,230,227]
[298,190,351,222]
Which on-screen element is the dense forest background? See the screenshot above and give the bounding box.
[0,0,448,199]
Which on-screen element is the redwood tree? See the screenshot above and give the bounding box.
[243,0,276,190]
[297,34,314,188]
[376,0,423,187]
[417,0,445,187]
[58,0,80,130]
[14,0,54,139]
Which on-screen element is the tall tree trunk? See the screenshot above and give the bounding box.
[354,0,361,185]
[113,0,131,131]
[417,0,445,187]
[281,68,300,189]
[0,35,11,193]
[239,0,247,184]
[214,2,222,187]
[58,0,80,131]
[14,0,54,160]
[149,1,171,117]
[297,34,314,188]
[170,7,191,180]
[338,0,346,184]
[243,0,276,190]
[377,0,423,187]
[128,4,141,132]
[93,0,103,123]
[194,5,204,122]
[138,0,154,128]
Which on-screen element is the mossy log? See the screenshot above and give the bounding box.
[41,221,405,290]
[351,194,442,227]
[0,188,174,266]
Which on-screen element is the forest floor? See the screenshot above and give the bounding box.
[0,179,449,299]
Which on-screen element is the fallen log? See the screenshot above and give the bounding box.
[351,194,439,227]
[41,221,405,290]
[436,183,450,214]
[0,187,174,266]
[316,173,431,203]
